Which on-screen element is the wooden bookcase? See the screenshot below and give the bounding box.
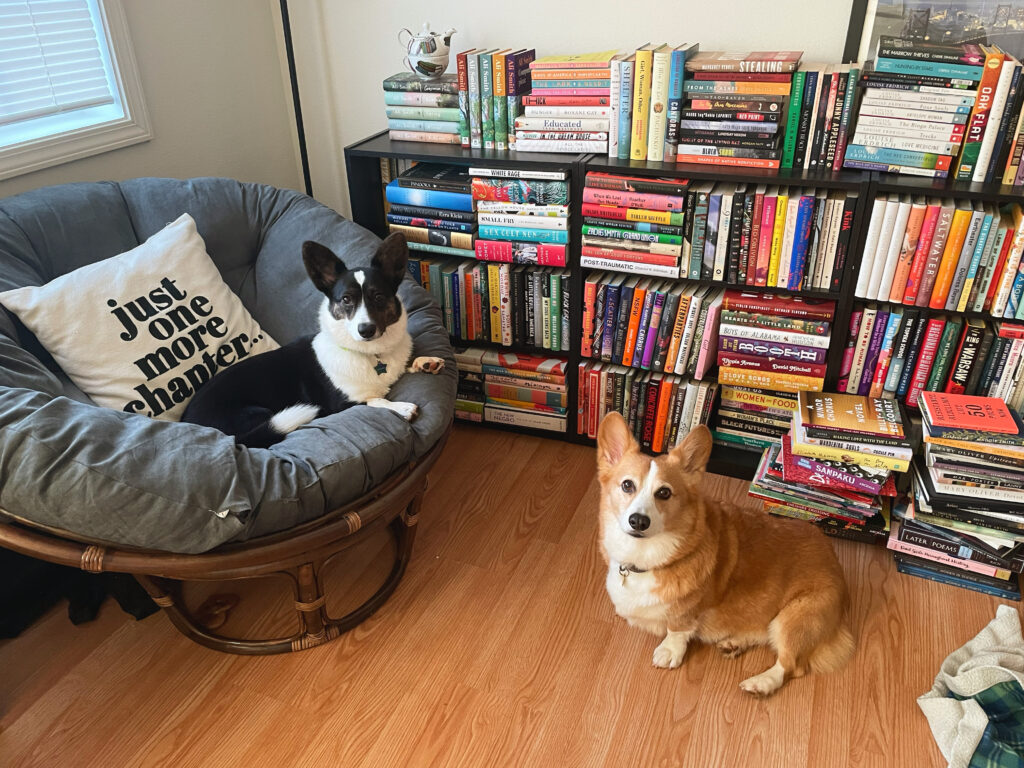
[344,129,1023,479]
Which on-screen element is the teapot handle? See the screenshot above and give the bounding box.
[398,28,413,49]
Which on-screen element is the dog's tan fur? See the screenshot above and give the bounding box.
[597,412,854,696]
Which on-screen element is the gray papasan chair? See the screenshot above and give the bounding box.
[0,177,456,654]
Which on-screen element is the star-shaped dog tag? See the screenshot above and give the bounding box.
[374,359,388,376]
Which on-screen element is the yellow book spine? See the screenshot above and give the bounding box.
[789,438,910,472]
[928,207,972,309]
[718,366,824,393]
[767,193,789,287]
[624,208,676,225]
[720,386,798,412]
[630,48,654,161]
[923,433,1024,461]
[488,263,502,343]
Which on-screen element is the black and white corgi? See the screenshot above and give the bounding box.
[181,232,444,448]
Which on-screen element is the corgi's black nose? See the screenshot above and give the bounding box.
[628,513,650,532]
[357,323,377,339]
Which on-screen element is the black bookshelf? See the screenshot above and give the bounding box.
[343,130,1024,481]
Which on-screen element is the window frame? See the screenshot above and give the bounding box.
[0,0,151,181]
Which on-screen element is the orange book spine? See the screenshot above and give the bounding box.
[928,208,972,309]
[622,287,647,364]
[662,296,691,372]
[651,379,675,452]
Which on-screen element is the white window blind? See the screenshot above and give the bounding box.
[0,0,114,127]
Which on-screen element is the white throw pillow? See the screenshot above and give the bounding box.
[0,213,278,421]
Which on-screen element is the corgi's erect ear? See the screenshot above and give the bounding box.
[303,241,346,296]
[597,411,637,471]
[371,232,409,291]
[670,424,713,474]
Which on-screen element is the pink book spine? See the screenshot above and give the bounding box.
[581,186,685,212]
[755,196,777,286]
[529,87,610,96]
[835,309,863,392]
[887,536,1008,579]
[474,240,567,266]
[902,204,941,305]
[904,318,945,408]
[694,301,723,378]
[889,203,928,303]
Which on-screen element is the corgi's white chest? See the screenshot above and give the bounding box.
[312,332,412,403]
[605,561,669,633]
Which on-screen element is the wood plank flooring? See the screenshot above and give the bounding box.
[2,424,1020,767]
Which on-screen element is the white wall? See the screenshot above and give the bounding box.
[289,0,856,217]
[0,0,303,199]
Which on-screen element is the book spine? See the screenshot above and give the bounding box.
[474,240,567,266]
[457,50,471,147]
[468,53,483,149]
[956,49,1005,180]
[665,49,687,161]
[718,323,830,349]
[617,59,634,160]
[905,317,946,407]
[481,52,495,149]
[647,50,671,162]
[608,57,621,158]
[581,187,684,211]
[387,130,461,144]
[718,336,828,364]
[479,225,567,243]
[630,49,654,160]
[781,70,805,169]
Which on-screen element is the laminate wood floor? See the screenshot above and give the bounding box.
[2,424,1020,767]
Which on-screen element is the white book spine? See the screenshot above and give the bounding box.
[875,199,912,300]
[524,106,613,117]
[863,88,976,107]
[777,195,800,288]
[468,167,568,180]
[513,139,608,152]
[852,133,960,155]
[475,202,568,216]
[854,115,967,136]
[972,59,1016,183]
[484,406,567,432]
[819,198,844,290]
[579,255,680,278]
[718,323,830,348]
[647,50,671,162]
[478,213,567,229]
[858,104,967,124]
[513,117,610,131]
[866,199,899,299]
[713,194,733,281]
[608,58,621,158]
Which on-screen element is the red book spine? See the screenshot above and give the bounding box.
[905,318,946,408]
[521,95,611,106]
[577,362,588,435]
[984,232,1015,311]
[581,186,685,211]
[580,245,679,267]
[474,240,567,266]
[1000,324,1024,339]
[721,290,836,321]
[901,204,940,305]
[717,351,827,377]
[587,367,601,439]
[641,379,661,448]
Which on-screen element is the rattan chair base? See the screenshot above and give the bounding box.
[0,428,448,655]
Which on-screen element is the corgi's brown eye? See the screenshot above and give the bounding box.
[341,296,352,305]
[655,487,672,500]
[620,479,635,494]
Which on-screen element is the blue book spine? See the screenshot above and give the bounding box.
[963,213,994,297]
[843,145,949,169]
[387,119,460,133]
[478,225,568,243]
[1006,268,1024,318]
[601,285,621,360]
[664,48,688,161]
[617,60,634,161]
[534,79,611,89]
[385,180,475,212]
[631,292,656,368]
[406,258,422,285]
[787,195,816,290]
[450,270,462,339]
[874,57,983,81]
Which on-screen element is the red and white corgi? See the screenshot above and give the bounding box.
[597,412,854,696]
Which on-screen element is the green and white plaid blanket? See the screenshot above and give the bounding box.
[919,606,1024,768]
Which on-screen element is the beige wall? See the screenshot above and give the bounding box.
[0,0,303,199]
[289,0,856,217]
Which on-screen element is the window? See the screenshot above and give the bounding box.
[0,0,150,180]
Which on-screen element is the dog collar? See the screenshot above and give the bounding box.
[618,563,647,582]
[337,346,388,376]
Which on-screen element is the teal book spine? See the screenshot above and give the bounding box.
[387,119,460,133]
[874,57,983,81]
[781,70,805,168]
[478,225,568,243]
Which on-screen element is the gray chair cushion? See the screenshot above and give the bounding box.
[0,177,455,553]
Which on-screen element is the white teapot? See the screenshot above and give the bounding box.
[399,23,456,79]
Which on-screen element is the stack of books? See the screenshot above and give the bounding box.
[457,48,535,150]
[383,73,462,145]
[854,198,1024,319]
[581,273,723,379]
[454,347,568,432]
[839,307,1024,412]
[607,43,700,162]
[681,183,858,290]
[749,392,908,544]
[387,164,476,260]
[780,62,861,171]
[713,291,835,452]
[678,50,803,169]
[579,172,688,277]
[843,37,1023,181]
[891,391,1024,600]
[517,50,618,153]
[576,362,718,451]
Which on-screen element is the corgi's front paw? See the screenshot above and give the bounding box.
[391,401,419,421]
[410,356,445,374]
[652,637,688,669]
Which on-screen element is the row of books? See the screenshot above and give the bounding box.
[749,391,909,545]
[581,271,722,378]
[677,50,802,170]
[843,37,1024,181]
[839,306,1024,412]
[576,362,718,452]
[855,197,1024,318]
[891,392,1024,600]
[455,347,568,432]
[711,291,836,452]
[780,62,860,172]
